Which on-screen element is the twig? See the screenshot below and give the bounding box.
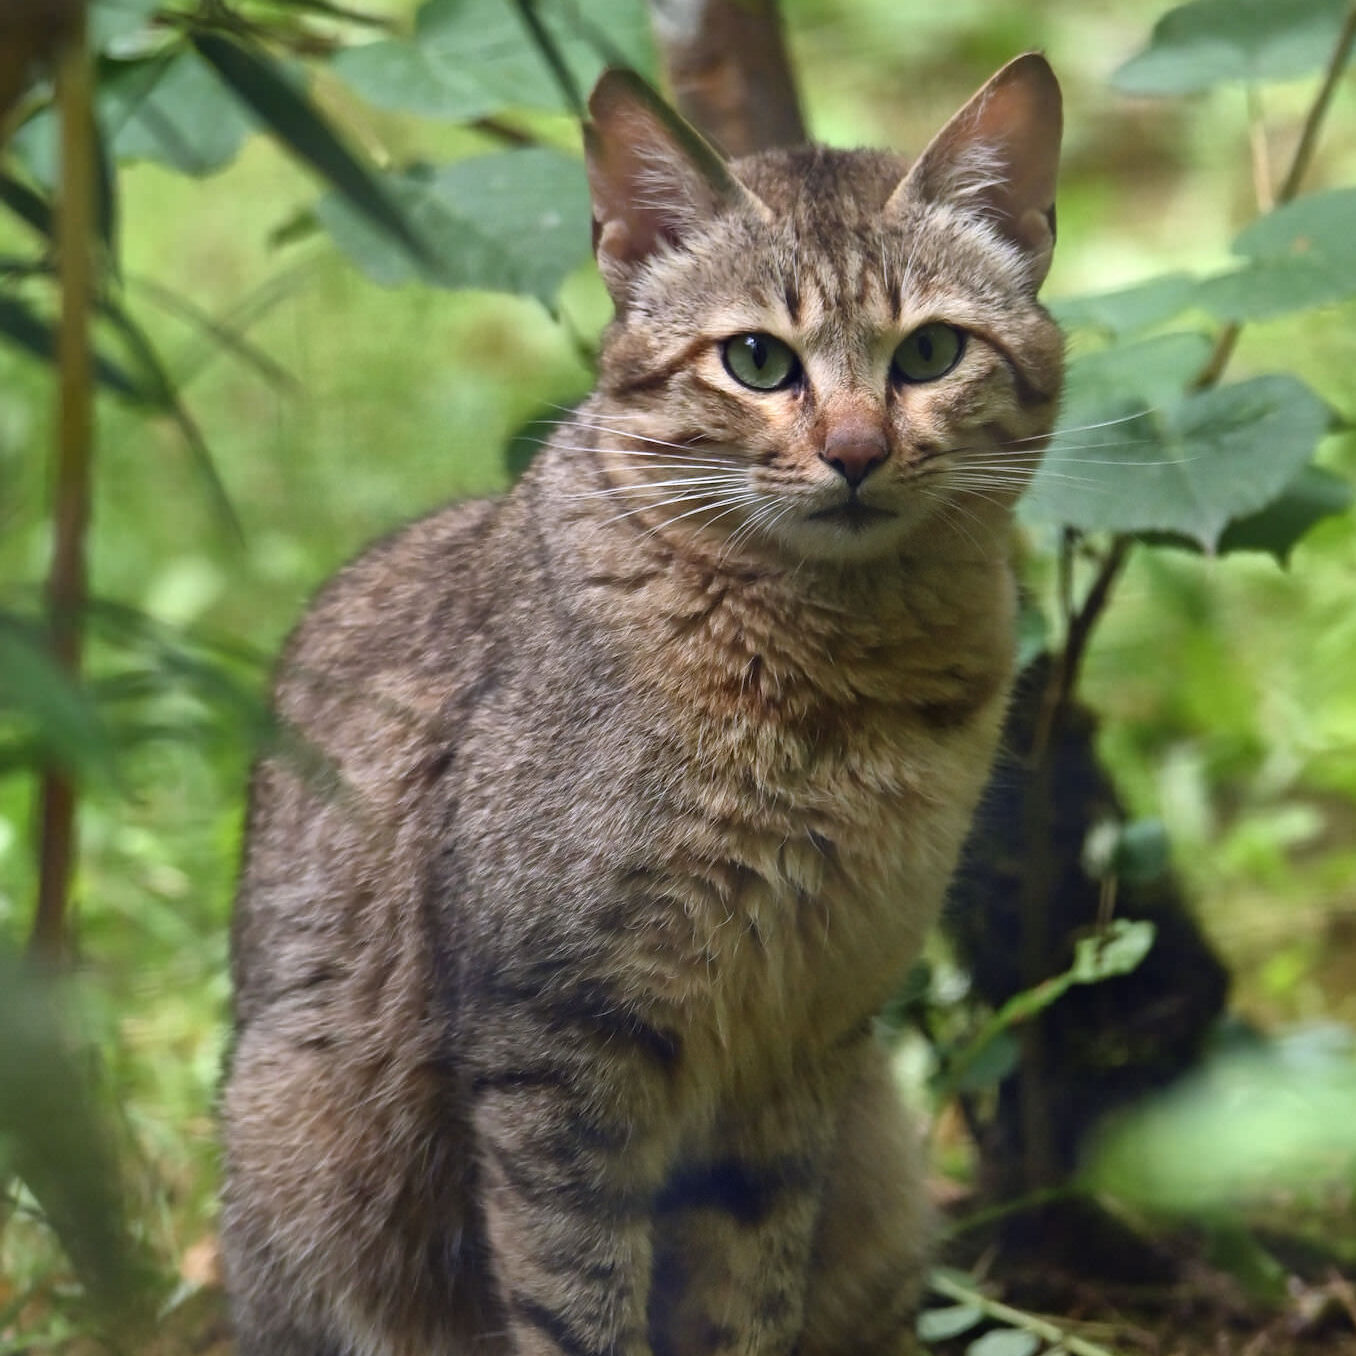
[1192,1,1356,392]
[31,1,93,962]
[1245,84,1274,213]
[928,1270,1126,1356]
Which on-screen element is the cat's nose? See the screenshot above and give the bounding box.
[820,426,889,488]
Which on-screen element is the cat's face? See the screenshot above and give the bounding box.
[582,57,1064,565]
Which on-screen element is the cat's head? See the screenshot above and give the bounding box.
[581,56,1064,565]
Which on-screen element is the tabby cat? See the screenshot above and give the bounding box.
[222,53,1063,1356]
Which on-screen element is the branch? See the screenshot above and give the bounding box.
[646,0,807,155]
[32,0,94,962]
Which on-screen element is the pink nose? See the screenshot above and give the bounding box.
[820,426,888,488]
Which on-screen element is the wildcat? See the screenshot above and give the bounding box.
[222,53,1063,1356]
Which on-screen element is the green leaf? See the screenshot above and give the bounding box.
[0,294,151,401]
[1112,0,1351,96]
[1024,362,1332,551]
[191,31,434,268]
[1069,919,1157,984]
[967,1329,1040,1356]
[90,0,161,51]
[0,172,53,239]
[1051,272,1202,335]
[1195,187,1356,321]
[0,613,113,781]
[917,1305,984,1342]
[332,0,654,120]
[316,149,591,304]
[101,49,256,177]
[1112,819,1171,884]
[1214,462,1353,561]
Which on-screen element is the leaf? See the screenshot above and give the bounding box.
[191,31,434,268]
[917,1305,984,1341]
[1194,187,1356,321]
[1214,462,1352,561]
[1112,0,1351,96]
[101,48,256,177]
[1051,272,1202,336]
[0,171,53,238]
[0,613,113,781]
[316,149,592,304]
[1069,919,1157,984]
[89,0,161,51]
[0,294,151,401]
[967,1329,1040,1356]
[332,0,654,120]
[1024,362,1333,551]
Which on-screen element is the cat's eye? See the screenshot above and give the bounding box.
[891,324,966,384]
[721,333,802,391]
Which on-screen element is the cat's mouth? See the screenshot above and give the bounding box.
[806,501,897,529]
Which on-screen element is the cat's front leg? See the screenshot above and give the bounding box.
[467,1002,683,1356]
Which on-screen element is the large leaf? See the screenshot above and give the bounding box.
[192,31,434,268]
[1215,462,1352,560]
[1023,335,1334,550]
[1051,272,1202,336]
[333,0,653,120]
[316,148,591,304]
[89,0,161,51]
[101,48,256,176]
[1194,187,1356,321]
[1112,0,1351,96]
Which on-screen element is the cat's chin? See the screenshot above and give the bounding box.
[758,501,931,565]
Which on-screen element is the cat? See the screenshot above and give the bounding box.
[221,53,1063,1356]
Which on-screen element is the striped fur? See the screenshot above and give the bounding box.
[222,56,1063,1356]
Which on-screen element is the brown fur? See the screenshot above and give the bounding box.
[222,56,1064,1356]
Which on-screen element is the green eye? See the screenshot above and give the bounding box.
[721,333,801,391]
[891,323,965,384]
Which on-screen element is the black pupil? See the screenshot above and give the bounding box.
[917,332,935,362]
[747,336,769,370]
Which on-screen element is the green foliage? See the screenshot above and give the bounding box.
[1112,0,1351,95]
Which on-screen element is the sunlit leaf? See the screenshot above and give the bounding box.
[1112,0,1351,95]
[917,1305,984,1341]
[1083,1033,1356,1211]
[332,0,654,119]
[1069,919,1157,984]
[316,149,591,304]
[192,31,434,267]
[967,1328,1040,1356]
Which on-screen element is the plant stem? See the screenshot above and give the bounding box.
[928,1270,1124,1356]
[31,2,94,962]
[1192,1,1356,392]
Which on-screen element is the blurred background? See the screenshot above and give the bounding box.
[1,0,1354,1349]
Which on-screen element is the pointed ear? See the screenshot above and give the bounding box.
[585,69,768,303]
[891,53,1062,288]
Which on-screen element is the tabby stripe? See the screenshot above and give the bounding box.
[484,1140,649,1218]
[607,337,709,396]
[654,1156,816,1227]
[470,1066,572,1094]
[481,977,684,1073]
[511,1296,613,1356]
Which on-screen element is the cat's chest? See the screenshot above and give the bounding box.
[628,670,1006,1073]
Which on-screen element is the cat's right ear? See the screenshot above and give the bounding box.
[585,70,766,305]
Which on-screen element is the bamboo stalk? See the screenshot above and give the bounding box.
[31,0,95,962]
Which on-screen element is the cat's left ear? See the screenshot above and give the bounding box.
[585,69,769,305]
[891,53,1063,289]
